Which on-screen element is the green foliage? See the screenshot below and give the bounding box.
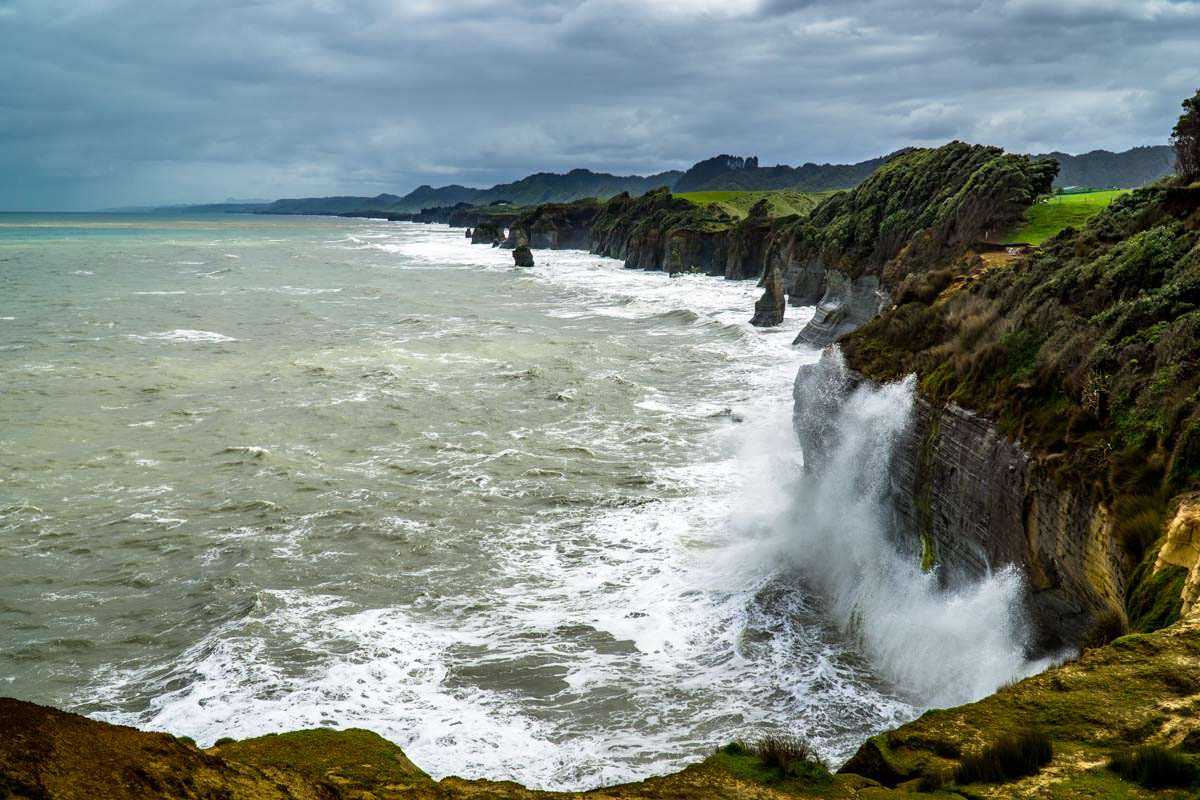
[952,730,1053,785]
[1011,190,1130,245]
[1125,548,1186,633]
[591,188,734,239]
[1109,746,1200,789]
[1173,88,1200,181]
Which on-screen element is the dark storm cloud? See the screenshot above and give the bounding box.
[1,0,1198,209]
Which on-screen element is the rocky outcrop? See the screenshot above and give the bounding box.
[840,616,1200,795]
[792,272,889,348]
[512,245,534,267]
[1152,494,1200,619]
[470,222,504,245]
[503,199,600,251]
[748,142,1054,336]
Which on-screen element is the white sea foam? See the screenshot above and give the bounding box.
[130,329,237,343]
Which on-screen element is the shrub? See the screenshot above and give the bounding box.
[953,730,1052,784]
[752,734,821,772]
[720,735,831,785]
[1109,746,1199,789]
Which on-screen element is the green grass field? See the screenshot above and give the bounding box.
[673,190,833,220]
[1010,190,1129,245]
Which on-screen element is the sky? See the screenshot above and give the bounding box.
[1,0,1199,211]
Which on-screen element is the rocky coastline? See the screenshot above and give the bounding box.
[9,128,1200,797]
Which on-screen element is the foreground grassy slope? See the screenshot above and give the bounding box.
[0,698,910,800]
[674,190,834,220]
[5,616,1200,798]
[1010,190,1130,245]
[841,616,1200,798]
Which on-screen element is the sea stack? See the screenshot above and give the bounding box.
[513,245,534,267]
[749,264,785,327]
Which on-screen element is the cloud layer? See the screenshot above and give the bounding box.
[2,0,1198,209]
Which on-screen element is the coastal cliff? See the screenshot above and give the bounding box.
[830,178,1200,654]
[490,143,1055,342]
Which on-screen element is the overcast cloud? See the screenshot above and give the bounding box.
[1,0,1198,210]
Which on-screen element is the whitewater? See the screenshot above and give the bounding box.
[0,214,1043,790]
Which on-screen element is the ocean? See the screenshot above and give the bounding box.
[0,213,1036,789]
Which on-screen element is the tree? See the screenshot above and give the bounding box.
[1172,89,1200,182]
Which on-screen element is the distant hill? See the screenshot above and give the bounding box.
[157,145,1176,218]
[1033,145,1176,189]
[671,153,897,193]
[258,169,683,216]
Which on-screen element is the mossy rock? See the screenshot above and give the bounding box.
[212,728,434,794]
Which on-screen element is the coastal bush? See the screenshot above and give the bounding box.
[1109,745,1199,789]
[781,142,1057,283]
[717,735,831,785]
[952,729,1052,784]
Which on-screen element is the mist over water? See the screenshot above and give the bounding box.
[0,215,1046,790]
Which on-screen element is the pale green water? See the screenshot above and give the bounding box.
[0,213,914,788]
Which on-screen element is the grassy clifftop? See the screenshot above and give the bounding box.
[674,190,833,220]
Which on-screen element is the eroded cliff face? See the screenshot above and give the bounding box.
[791,272,889,348]
[793,348,1128,655]
[888,392,1126,654]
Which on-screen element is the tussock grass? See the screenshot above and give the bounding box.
[716,735,831,786]
[953,729,1052,784]
[1109,745,1199,789]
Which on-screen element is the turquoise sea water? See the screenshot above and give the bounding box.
[0,213,916,788]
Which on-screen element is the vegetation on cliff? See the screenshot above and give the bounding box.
[840,617,1200,798]
[777,141,1058,287]
[840,155,1200,634]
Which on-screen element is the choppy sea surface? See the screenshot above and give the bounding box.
[1,213,941,788]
